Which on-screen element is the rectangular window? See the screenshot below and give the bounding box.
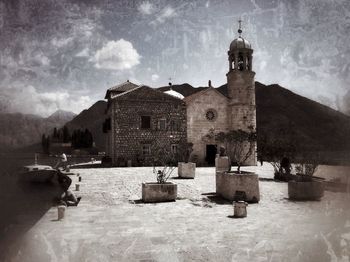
[141,116,151,129]
[158,119,166,130]
[171,144,178,154]
[170,120,180,131]
[141,144,151,156]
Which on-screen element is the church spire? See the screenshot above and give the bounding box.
[238,19,242,37]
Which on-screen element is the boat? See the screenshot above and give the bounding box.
[19,164,58,183]
[18,154,58,183]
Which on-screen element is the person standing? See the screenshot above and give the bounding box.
[54,153,68,170]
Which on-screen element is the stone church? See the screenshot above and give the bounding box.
[104,24,256,166]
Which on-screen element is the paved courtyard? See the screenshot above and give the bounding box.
[2,164,350,262]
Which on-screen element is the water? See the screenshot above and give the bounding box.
[0,153,99,260]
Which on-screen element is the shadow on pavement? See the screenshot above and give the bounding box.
[201,192,232,205]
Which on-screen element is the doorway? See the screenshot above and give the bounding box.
[206,145,217,166]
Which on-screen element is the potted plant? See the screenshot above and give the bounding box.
[142,145,177,203]
[288,153,324,201]
[215,127,260,203]
[177,142,196,178]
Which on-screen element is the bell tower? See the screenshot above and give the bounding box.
[227,20,257,165]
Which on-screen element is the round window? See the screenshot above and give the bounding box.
[205,109,217,121]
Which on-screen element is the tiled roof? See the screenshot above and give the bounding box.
[105,81,139,99]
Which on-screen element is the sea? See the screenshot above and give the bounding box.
[0,152,98,260]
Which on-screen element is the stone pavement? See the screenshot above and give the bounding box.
[3,164,350,262]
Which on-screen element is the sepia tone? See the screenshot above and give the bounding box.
[0,1,350,262]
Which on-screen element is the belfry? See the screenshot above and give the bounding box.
[226,20,257,165]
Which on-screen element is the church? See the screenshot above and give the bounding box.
[104,23,257,166]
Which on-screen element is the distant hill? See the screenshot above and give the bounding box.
[8,82,350,158]
[254,82,350,152]
[0,110,76,151]
[65,100,107,150]
[46,109,76,123]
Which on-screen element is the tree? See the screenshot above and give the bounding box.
[53,127,58,139]
[151,143,177,183]
[71,128,94,149]
[216,127,257,174]
[41,134,50,154]
[62,126,70,143]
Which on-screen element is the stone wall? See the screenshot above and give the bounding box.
[110,86,187,166]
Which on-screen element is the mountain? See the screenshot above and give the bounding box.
[46,110,76,123]
[254,82,350,152]
[63,82,350,156]
[0,110,76,151]
[9,82,349,156]
[65,101,107,150]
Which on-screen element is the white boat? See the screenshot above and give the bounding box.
[19,164,58,183]
[18,154,58,183]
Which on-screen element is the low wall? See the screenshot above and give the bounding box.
[288,181,324,201]
[216,172,260,203]
[178,162,196,178]
[142,182,177,203]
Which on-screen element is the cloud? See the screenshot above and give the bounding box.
[92,39,141,70]
[0,85,94,117]
[151,74,159,82]
[76,48,90,57]
[155,6,176,24]
[138,2,155,15]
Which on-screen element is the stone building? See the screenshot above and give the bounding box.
[183,23,257,165]
[104,82,187,166]
[104,22,256,166]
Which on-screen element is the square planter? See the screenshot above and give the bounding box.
[178,162,196,178]
[216,171,260,203]
[288,180,324,201]
[142,182,177,203]
[215,156,230,173]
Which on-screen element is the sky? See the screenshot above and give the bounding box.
[0,0,349,117]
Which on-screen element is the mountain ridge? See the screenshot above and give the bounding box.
[0,110,76,150]
[2,82,349,157]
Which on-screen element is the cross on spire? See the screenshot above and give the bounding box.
[168,77,172,87]
[238,19,242,37]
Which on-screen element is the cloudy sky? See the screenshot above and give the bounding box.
[0,0,349,116]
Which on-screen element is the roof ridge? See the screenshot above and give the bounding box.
[108,81,138,91]
[110,85,142,99]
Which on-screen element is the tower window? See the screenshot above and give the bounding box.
[141,116,151,129]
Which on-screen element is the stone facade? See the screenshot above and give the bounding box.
[184,88,229,165]
[105,85,187,166]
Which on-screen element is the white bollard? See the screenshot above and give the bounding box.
[57,205,66,220]
[233,201,247,218]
